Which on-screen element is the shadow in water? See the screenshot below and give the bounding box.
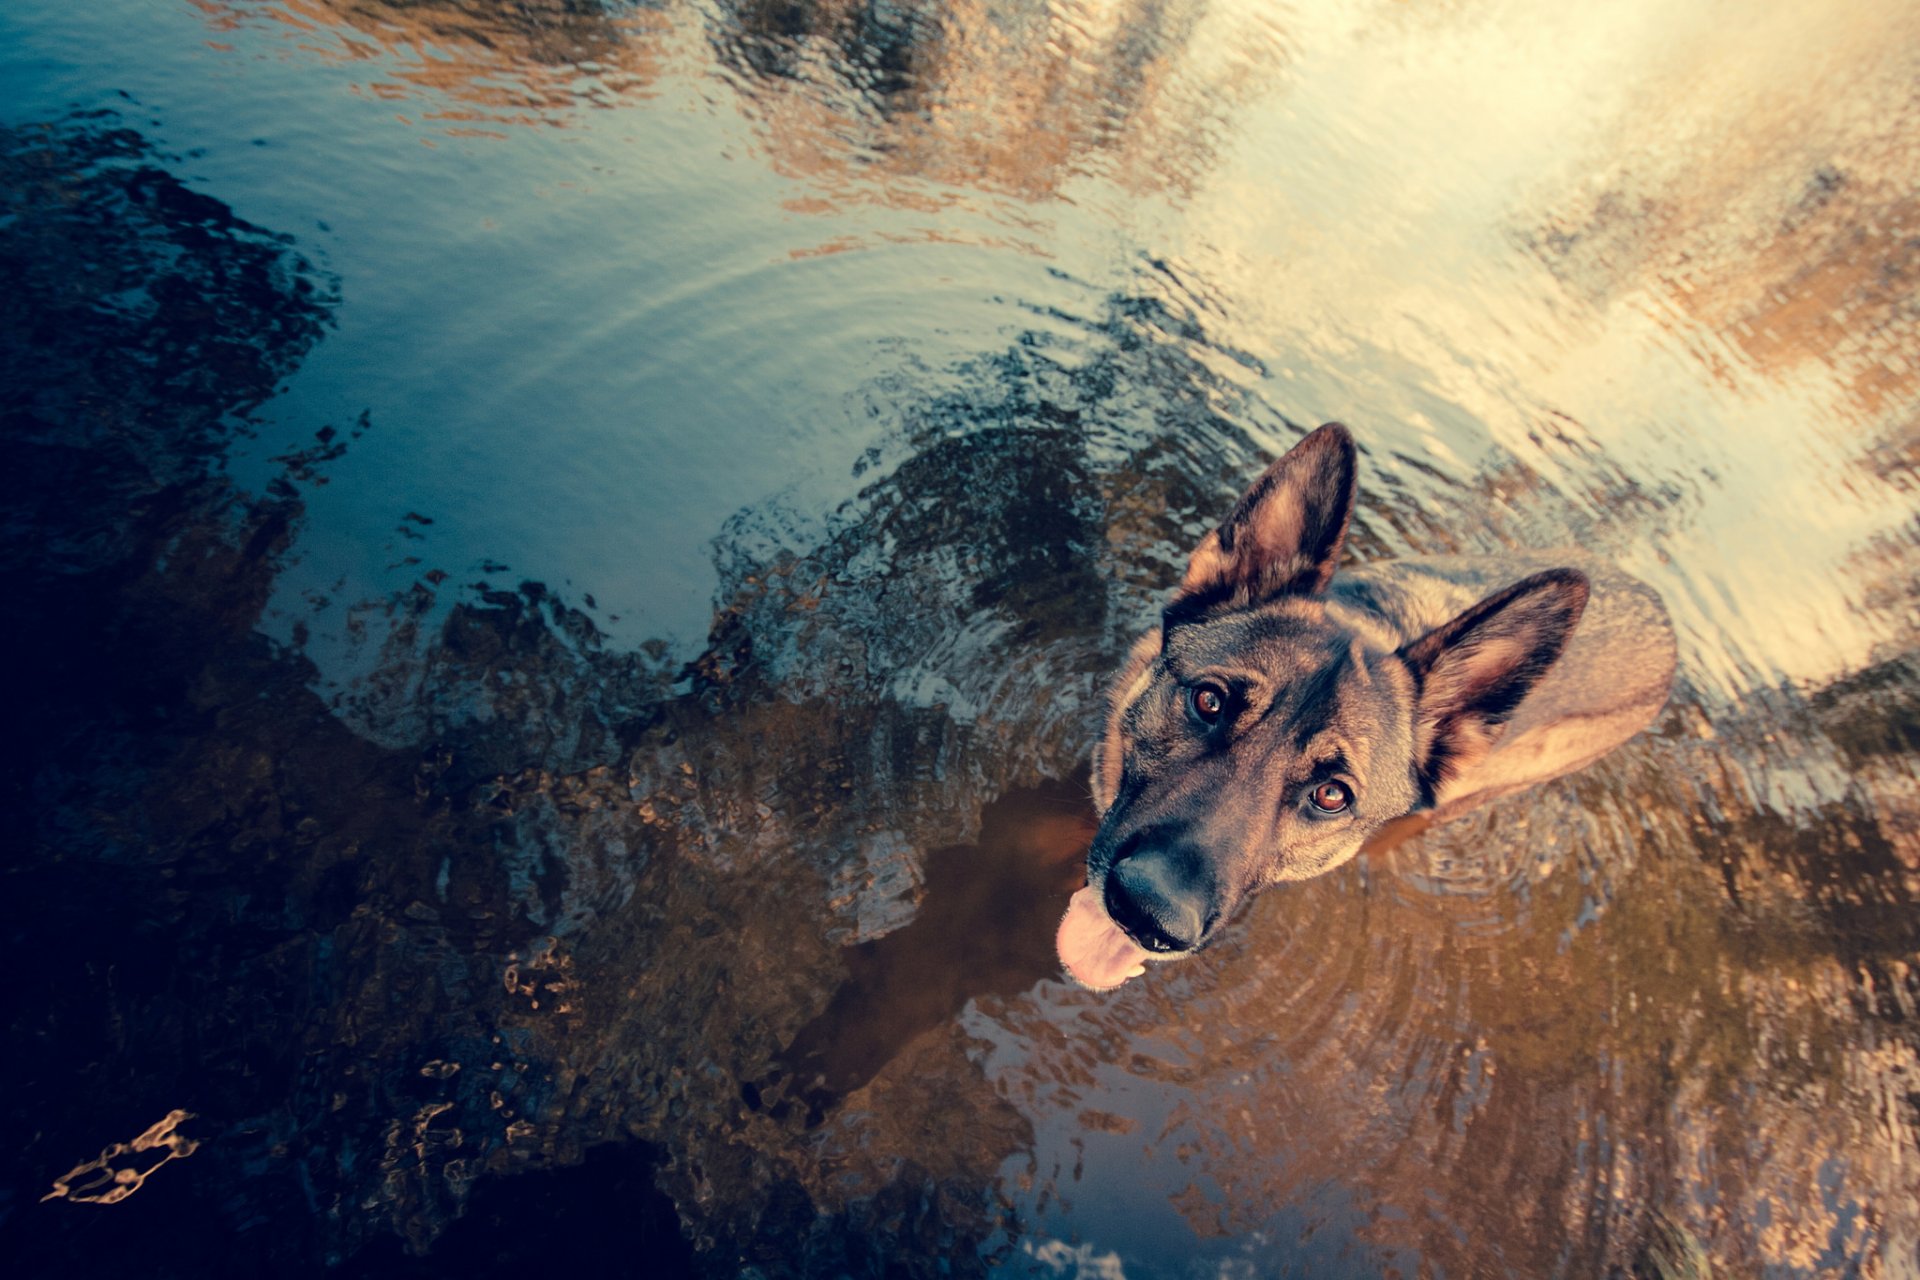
[349,1141,693,1280]
[751,779,1095,1127]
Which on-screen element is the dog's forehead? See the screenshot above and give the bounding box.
[1163,599,1344,677]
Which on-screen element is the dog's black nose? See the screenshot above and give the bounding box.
[1104,842,1212,953]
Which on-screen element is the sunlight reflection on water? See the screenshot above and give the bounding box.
[181,0,1917,703]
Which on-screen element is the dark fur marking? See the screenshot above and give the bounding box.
[1282,654,1353,748]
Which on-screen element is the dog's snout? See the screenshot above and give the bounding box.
[1104,838,1215,953]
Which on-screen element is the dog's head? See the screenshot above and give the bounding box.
[1058,423,1589,989]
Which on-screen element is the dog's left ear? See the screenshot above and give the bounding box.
[1397,569,1589,796]
[1176,422,1358,608]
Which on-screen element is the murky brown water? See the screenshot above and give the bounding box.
[4,0,1918,1276]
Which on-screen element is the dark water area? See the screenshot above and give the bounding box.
[5,1,1920,1276]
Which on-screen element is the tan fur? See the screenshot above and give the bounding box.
[1424,635,1527,711]
[1245,494,1305,570]
[1180,531,1231,594]
[1431,699,1668,817]
[1347,637,1372,688]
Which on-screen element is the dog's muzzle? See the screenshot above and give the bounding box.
[1058,825,1227,990]
[1102,833,1216,953]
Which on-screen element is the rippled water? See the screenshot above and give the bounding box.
[5,0,1918,1275]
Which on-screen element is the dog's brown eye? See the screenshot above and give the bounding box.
[1309,780,1351,813]
[1189,683,1227,724]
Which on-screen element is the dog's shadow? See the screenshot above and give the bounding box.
[747,779,1095,1128]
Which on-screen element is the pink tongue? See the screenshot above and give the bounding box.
[1056,885,1152,990]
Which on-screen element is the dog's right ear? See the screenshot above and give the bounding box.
[1174,422,1358,611]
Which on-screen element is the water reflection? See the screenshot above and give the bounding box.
[192,0,677,130]
[6,0,1920,1276]
[990,763,1914,1272]
[759,781,1092,1127]
[712,0,1295,208]
[204,0,1291,205]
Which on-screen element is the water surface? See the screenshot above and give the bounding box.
[5,0,1919,1275]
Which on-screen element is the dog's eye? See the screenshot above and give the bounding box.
[1308,780,1352,814]
[1188,683,1227,725]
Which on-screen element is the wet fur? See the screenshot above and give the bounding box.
[1087,423,1676,958]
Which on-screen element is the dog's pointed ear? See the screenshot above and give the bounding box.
[1177,422,1357,609]
[1397,569,1590,796]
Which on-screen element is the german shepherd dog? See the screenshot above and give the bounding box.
[1057,423,1676,989]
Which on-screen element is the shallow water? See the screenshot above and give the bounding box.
[4,0,1919,1275]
